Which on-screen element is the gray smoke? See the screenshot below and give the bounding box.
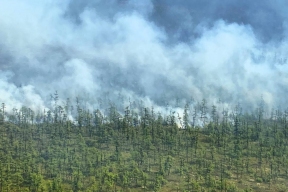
[0,0,288,113]
[151,0,288,43]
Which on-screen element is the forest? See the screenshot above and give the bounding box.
[1,94,288,192]
[1,0,288,191]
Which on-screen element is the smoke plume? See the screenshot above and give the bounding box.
[0,0,288,113]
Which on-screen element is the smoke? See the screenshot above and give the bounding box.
[151,0,288,43]
[0,0,288,114]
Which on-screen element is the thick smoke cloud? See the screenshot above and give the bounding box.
[0,0,288,114]
[151,0,288,42]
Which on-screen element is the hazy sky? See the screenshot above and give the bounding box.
[0,0,288,113]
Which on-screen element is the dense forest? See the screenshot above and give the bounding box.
[1,95,288,192]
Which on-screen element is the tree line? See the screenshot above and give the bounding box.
[0,96,288,191]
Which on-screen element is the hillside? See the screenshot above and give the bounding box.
[0,103,288,192]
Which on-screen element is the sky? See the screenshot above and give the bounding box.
[0,0,288,114]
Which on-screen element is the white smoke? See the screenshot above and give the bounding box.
[0,0,288,114]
